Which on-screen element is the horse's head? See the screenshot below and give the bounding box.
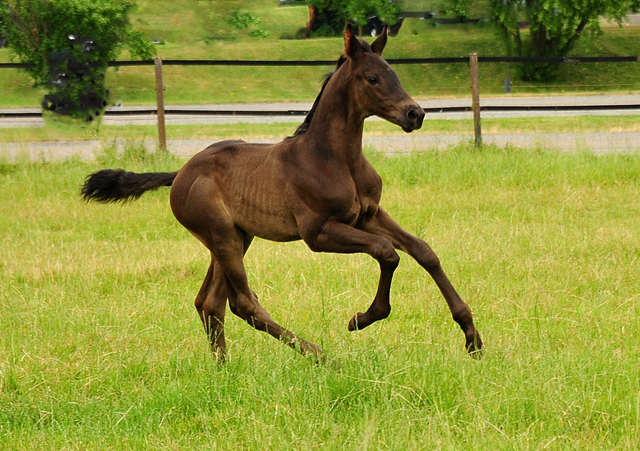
[342,24,424,133]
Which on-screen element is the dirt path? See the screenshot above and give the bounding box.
[2,94,640,128]
[3,131,639,162]
[1,94,639,161]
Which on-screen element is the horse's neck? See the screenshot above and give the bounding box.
[303,73,365,164]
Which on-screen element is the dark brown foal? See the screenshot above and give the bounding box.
[82,25,483,362]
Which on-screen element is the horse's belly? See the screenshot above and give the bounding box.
[236,208,301,242]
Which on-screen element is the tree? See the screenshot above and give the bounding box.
[306,0,401,37]
[491,0,640,81]
[0,0,154,120]
[443,0,472,22]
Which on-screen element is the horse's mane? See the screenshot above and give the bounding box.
[289,39,374,138]
[289,55,346,138]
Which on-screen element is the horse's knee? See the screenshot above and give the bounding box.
[415,245,441,273]
[194,295,205,312]
[374,241,400,270]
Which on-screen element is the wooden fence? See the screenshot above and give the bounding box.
[1,55,638,149]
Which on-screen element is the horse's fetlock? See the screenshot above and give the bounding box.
[451,305,472,326]
[372,304,391,320]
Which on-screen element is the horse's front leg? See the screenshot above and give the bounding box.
[301,220,401,331]
[361,208,483,356]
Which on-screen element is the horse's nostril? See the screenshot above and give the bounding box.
[401,107,424,132]
[406,107,423,127]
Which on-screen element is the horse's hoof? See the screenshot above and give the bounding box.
[466,332,484,359]
[316,354,343,372]
[347,312,363,331]
[211,346,226,364]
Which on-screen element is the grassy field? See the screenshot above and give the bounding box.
[1,144,640,449]
[0,0,639,108]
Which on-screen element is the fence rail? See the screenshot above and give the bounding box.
[2,103,640,120]
[1,55,638,149]
[0,55,638,69]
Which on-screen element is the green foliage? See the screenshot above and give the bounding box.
[491,0,640,81]
[226,10,261,30]
[248,28,270,38]
[306,0,401,36]
[0,0,154,119]
[226,10,269,38]
[341,0,400,26]
[2,2,640,107]
[444,0,471,20]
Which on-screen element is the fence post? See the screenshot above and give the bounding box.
[154,56,167,152]
[469,52,482,148]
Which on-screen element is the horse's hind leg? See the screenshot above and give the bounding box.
[362,208,483,356]
[209,228,325,360]
[194,258,228,362]
[194,236,255,362]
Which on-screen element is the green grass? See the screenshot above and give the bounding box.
[1,144,640,449]
[0,0,639,107]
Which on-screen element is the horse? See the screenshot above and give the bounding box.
[81,25,483,362]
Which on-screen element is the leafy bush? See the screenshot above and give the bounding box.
[491,0,640,81]
[227,11,261,30]
[307,0,401,37]
[0,0,154,121]
[248,29,270,38]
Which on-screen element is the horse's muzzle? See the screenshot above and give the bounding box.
[400,105,425,132]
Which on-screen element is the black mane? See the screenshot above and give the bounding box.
[290,54,347,138]
[290,39,375,138]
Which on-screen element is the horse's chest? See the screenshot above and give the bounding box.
[343,198,376,227]
[345,178,382,226]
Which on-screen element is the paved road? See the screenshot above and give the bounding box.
[2,94,639,128]
[1,94,639,160]
[102,94,640,125]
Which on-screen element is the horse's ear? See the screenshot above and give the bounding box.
[344,24,363,59]
[370,26,388,55]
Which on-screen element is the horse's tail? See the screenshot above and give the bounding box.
[81,169,178,203]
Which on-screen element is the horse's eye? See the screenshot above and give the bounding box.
[366,76,379,85]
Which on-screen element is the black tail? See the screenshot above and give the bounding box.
[81,169,178,203]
